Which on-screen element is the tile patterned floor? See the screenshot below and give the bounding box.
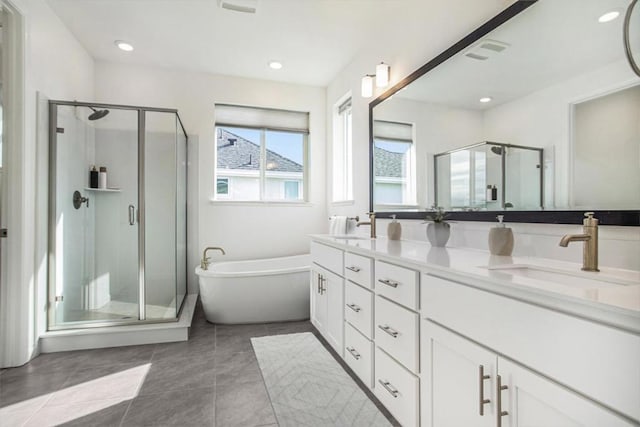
[0,299,398,427]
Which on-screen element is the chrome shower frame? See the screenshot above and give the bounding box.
[47,100,188,330]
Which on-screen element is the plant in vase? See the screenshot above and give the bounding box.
[424,205,450,247]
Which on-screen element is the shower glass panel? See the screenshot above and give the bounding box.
[144,111,184,320]
[48,101,188,330]
[50,105,139,325]
[505,146,542,210]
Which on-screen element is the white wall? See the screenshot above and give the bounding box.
[326,0,513,218]
[1,0,94,367]
[93,61,327,293]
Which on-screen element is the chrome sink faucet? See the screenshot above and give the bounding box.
[356,212,376,239]
[559,212,599,272]
[201,246,226,270]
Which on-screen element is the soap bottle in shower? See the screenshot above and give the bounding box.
[491,185,498,201]
[90,166,99,188]
[387,214,402,240]
[488,215,514,256]
[99,166,108,189]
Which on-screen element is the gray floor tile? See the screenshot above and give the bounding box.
[81,344,156,368]
[216,323,268,337]
[0,371,70,408]
[215,379,276,427]
[138,352,216,396]
[122,387,215,427]
[1,351,90,379]
[47,362,150,406]
[152,335,215,361]
[215,333,256,355]
[264,320,315,335]
[215,351,262,386]
[24,399,131,427]
[58,400,131,427]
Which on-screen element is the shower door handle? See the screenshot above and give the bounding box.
[128,205,136,225]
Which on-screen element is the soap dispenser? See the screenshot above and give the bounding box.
[488,215,514,256]
[387,214,402,240]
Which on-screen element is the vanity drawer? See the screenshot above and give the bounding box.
[422,273,640,422]
[375,295,419,373]
[344,322,373,388]
[374,346,419,427]
[375,260,419,310]
[345,281,373,339]
[344,252,373,289]
[310,241,343,275]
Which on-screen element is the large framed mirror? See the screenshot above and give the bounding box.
[369,0,640,225]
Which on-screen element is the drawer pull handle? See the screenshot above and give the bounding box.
[346,347,361,360]
[496,374,509,427]
[479,365,491,416]
[378,278,399,288]
[347,303,362,313]
[378,379,399,398]
[378,324,399,338]
[346,266,361,273]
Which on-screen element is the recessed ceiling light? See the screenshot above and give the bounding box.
[480,97,493,103]
[598,10,620,23]
[268,61,283,70]
[115,40,134,52]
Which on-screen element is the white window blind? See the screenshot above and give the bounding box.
[373,120,413,142]
[215,104,309,134]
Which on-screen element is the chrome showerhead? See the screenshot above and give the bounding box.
[88,106,110,121]
[490,146,504,155]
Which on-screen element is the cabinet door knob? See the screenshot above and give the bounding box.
[346,303,361,313]
[479,365,491,416]
[378,379,399,398]
[496,374,509,427]
[378,278,399,288]
[378,324,399,338]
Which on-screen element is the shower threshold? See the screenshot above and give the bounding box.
[39,294,197,353]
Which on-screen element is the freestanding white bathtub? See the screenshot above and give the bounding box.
[195,254,310,324]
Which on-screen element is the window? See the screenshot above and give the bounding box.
[373,120,416,207]
[214,104,309,202]
[332,96,353,202]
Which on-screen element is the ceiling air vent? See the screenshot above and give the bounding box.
[464,39,510,61]
[217,0,259,14]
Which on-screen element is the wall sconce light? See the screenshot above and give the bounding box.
[361,62,391,97]
[361,74,374,98]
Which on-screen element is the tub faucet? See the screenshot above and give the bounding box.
[559,212,599,272]
[356,212,376,239]
[201,246,226,270]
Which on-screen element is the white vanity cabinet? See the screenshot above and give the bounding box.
[310,242,344,356]
[421,273,640,426]
[422,320,635,427]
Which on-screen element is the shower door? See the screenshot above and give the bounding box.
[49,105,141,326]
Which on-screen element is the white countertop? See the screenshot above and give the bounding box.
[310,235,640,334]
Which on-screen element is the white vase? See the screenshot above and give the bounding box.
[426,222,450,247]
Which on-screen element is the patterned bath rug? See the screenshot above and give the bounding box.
[251,332,392,427]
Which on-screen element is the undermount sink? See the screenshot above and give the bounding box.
[485,264,636,289]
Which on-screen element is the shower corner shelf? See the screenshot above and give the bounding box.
[84,187,121,193]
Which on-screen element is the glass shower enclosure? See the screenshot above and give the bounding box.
[434,141,543,211]
[48,101,187,329]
